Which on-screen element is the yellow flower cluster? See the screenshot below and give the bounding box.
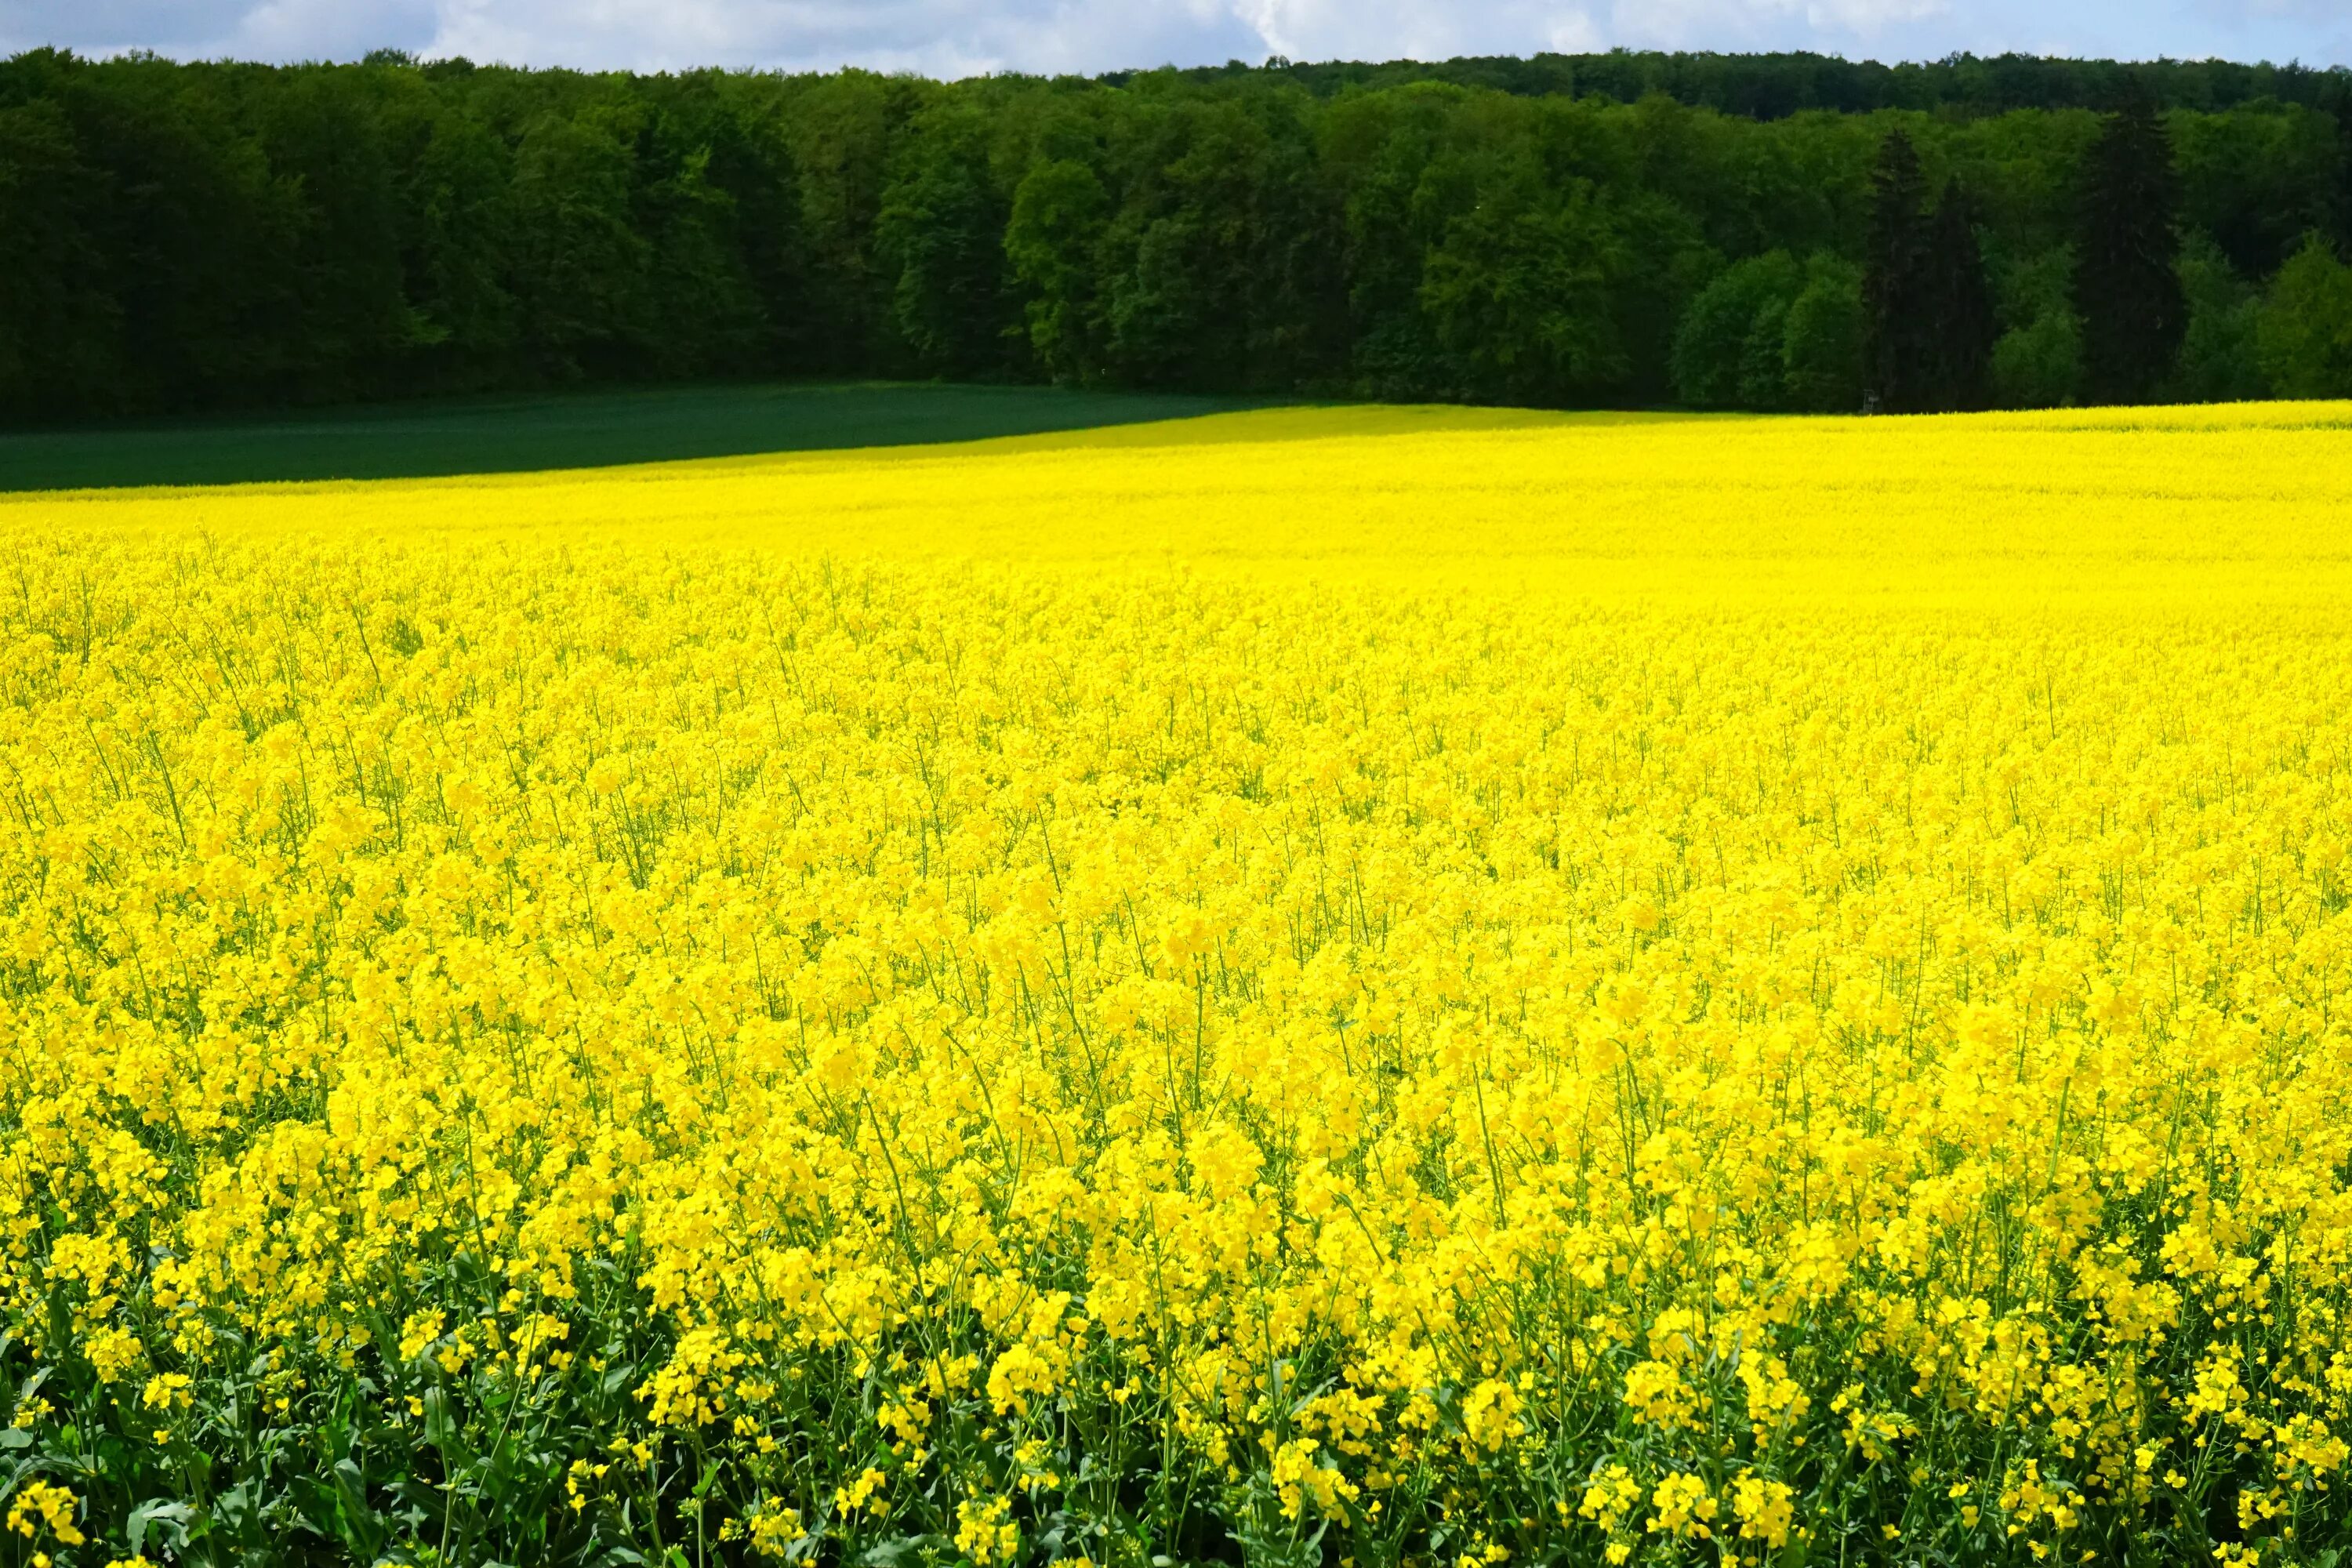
[3,402,2352,1564]
[7,1479,85,1555]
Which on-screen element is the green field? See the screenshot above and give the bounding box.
[0,382,1277,492]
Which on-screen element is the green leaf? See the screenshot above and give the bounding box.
[422,1385,463,1458]
[127,1497,196,1555]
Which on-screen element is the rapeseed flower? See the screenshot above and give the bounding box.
[1,403,2350,1563]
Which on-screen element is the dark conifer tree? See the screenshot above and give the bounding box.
[2074,80,2186,404]
[1863,130,1932,412]
[2328,80,2352,257]
[1922,180,1997,411]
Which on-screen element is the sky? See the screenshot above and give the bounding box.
[4,0,2349,78]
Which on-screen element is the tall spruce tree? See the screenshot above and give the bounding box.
[1863,129,1933,412]
[2329,81,2352,257]
[1922,180,1997,411]
[2075,81,2186,404]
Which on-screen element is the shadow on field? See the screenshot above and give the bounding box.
[0,382,1286,493]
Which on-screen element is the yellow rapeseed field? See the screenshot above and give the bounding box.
[3,404,2352,1568]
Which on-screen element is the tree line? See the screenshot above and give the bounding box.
[4,45,2352,425]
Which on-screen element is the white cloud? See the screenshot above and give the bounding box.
[5,0,2348,72]
[1230,0,1484,60]
[1803,0,1947,31]
[1548,10,1606,52]
[1221,0,1951,64]
[234,0,436,57]
[2,0,328,56]
[413,0,1265,74]
[1586,0,1948,51]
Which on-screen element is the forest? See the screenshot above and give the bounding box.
[3,45,2351,424]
